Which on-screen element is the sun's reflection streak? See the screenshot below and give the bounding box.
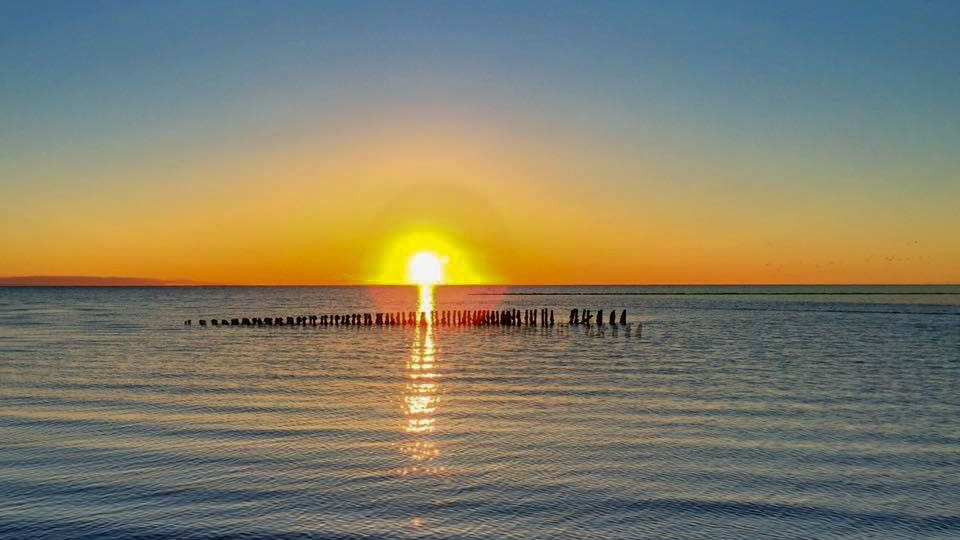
[399,285,446,475]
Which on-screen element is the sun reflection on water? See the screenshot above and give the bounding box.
[399,285,446,475]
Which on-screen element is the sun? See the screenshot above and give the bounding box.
[407,251,448,286]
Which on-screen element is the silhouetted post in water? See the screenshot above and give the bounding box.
[569,309,576,325]
[222,319,230,326]
[185,320,191,325]
[619,310,626,325]
[241,318,250,326]
[550,310,555,326]
[211,319,219,326]
[583,310,592,326]
[637,321,642,337]
[229,318,238,326]
[596,309,603,327]
[609,311,616,326]
[199,319,207,326]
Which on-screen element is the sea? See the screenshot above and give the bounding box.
[1,285,958,539]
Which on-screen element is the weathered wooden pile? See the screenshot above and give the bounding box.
[184,308,632,329]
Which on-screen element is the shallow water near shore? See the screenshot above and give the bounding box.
[1,285,959,539]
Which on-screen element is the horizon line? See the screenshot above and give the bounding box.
[1,276,958,287]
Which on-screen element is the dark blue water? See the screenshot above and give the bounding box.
[1,286,958,539]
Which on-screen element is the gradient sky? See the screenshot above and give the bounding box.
[2,0,958,284]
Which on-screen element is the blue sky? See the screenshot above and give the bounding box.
[2,1,958,283]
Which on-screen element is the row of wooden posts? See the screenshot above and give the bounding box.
[184,308,630,328]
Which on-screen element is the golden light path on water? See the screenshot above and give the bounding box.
[399,284,444,475]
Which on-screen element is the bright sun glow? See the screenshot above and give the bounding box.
[407,251,448,286]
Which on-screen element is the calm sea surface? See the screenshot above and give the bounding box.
[1,285,958,539]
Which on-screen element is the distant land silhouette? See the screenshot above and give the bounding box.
[0,276,207,286]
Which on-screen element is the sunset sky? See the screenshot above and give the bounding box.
[2,1,958,284]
